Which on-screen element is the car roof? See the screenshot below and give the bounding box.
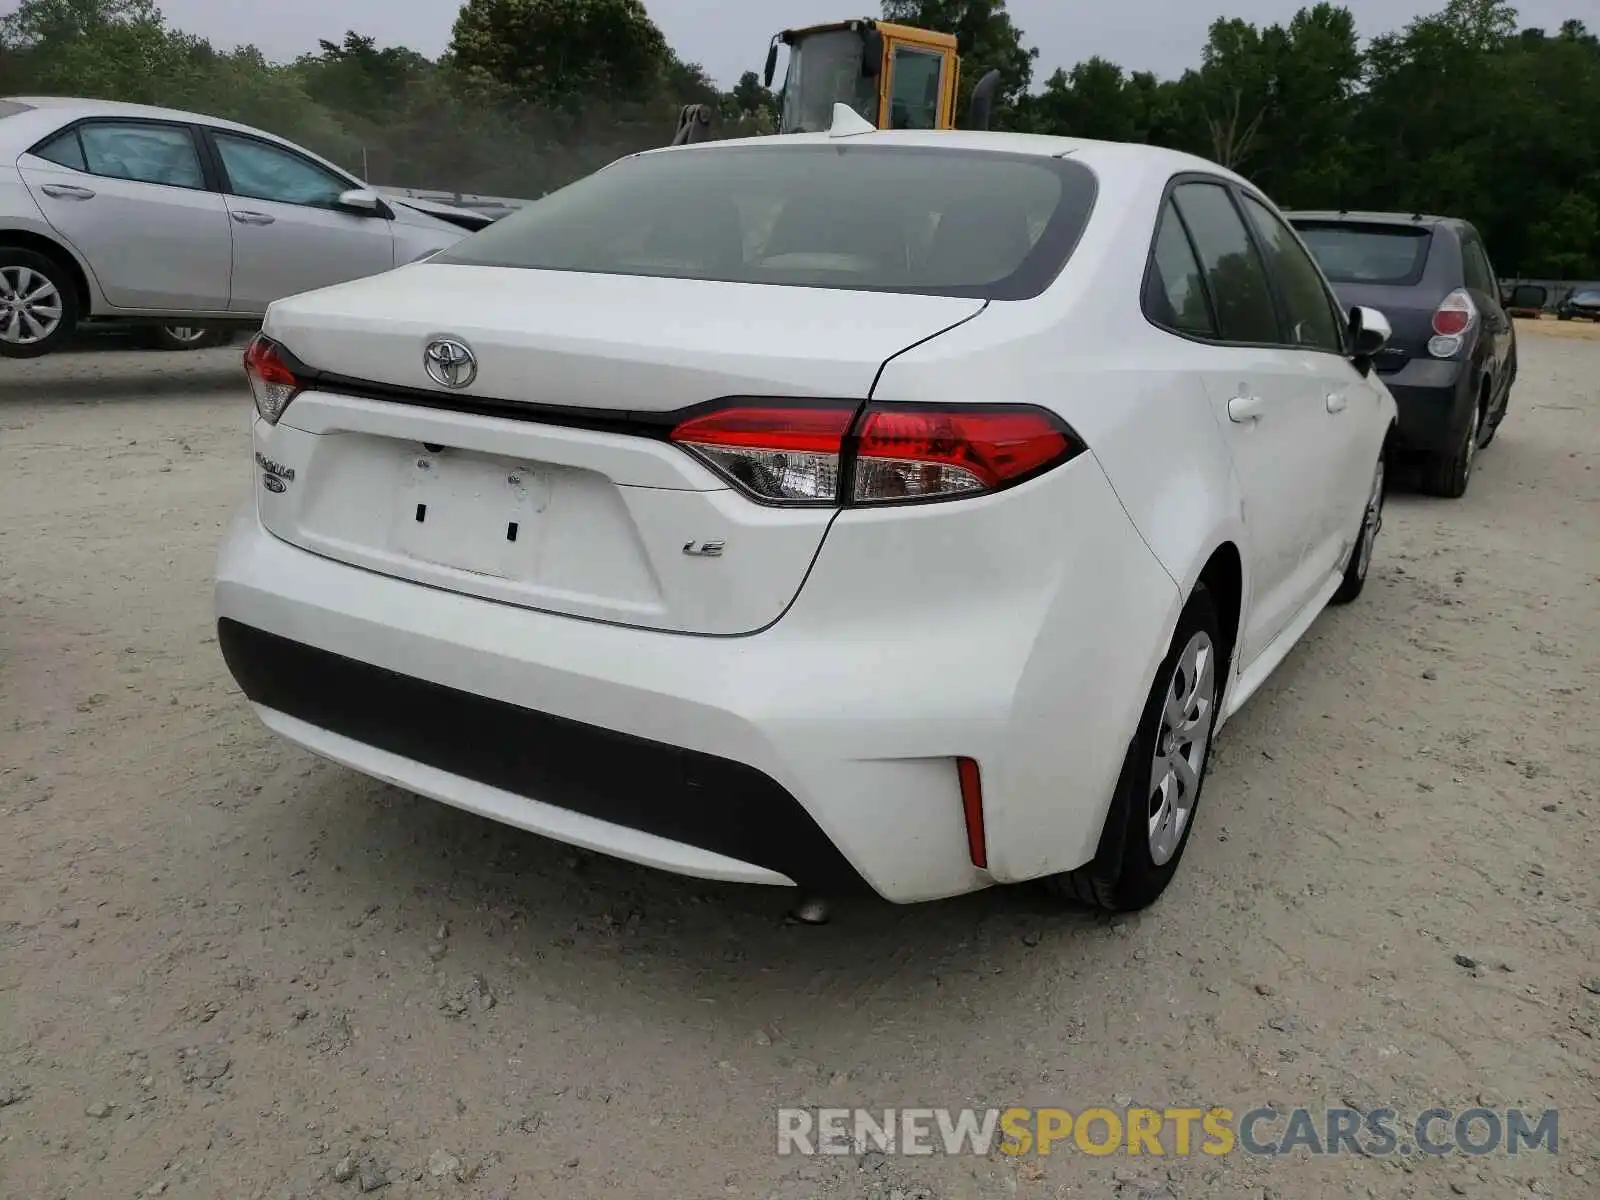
[647,127,1252,187]
[4,95,279,139]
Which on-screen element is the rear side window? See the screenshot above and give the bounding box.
[37,121,206,190]
[1171,182,1279,345]
[1145,200,1215,338]
[1292,222,1432,286]
[35,128,87,171]
[435,144,1099,301]
[1462,239,1496,295]
[1240,194,1345,354]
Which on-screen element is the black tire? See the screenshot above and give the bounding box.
[143,324,227,352]
[1480,366,1511,448]
[1557,312,1572,322]
[1332,450,1386,605]
[1420,394,1481,499]
[1047,587,1224,913]
[0,246,79,358]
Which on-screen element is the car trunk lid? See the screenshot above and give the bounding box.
[255,264,986,635]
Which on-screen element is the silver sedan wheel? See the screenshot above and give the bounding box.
[1148,630,1217,866]
[0,266,64,345]
[1355,459,1385,579]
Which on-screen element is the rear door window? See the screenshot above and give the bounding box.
[1240,194,1345,354]
[1291,222,1432,286]
[1171,181,1280,345]
[37,121,206,190]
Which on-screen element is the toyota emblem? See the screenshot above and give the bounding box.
[423,337,477,389]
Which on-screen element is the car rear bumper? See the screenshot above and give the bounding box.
[213,452,1178,904]
[218,617,870,893]
[1379,357,1473,455]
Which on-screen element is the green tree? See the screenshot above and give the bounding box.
[447,0,670,106]
[296,32,431,125]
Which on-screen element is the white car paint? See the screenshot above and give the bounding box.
[214,128,1396,906]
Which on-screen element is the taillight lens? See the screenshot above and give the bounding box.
[244,334,302,425]
[669,400,1082,506]
[853,405,1074,502]
[1432,289,1476,337]
[670,402,854,503]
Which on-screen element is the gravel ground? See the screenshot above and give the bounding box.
[0,326,1595,1200]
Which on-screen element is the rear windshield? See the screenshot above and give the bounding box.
[1290,221,1432,286]
[433,144,1099,300]
[0,101,35,119]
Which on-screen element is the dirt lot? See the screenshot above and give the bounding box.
[1,328,1595,1200]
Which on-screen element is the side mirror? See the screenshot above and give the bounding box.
[1349,305,1391,375]
[337,187,384,216]
[861,29,884,79]
[1506,283,1546,311]
[763,42,779,89]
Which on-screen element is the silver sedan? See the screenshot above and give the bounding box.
[0,96,473,357]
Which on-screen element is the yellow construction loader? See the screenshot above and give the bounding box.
[673,17,1001,144]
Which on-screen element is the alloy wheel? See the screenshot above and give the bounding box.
[0,266,64,345]
[1148,630,1217,866]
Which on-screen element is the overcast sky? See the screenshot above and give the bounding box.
[156,0,1580,89]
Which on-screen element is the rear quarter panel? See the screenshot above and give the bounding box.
[869,155,1250,875]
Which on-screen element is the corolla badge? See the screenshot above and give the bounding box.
[262,473,287,494]
[423,337,477,389]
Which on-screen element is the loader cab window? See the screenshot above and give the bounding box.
[779,30,881,133]
[888,46,944,129]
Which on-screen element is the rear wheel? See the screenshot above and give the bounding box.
[1048,587,1223,912]
[144,324,228,351]
[1421,395,1480,499]
[1332,453,1385,605]
[0,248,78,358]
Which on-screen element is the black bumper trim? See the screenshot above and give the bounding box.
[217,619,870,893]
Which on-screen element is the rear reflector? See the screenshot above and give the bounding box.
[669,400,1082,506]
[244,334,303,425]
[1432,288,1476,338]
[957,757,987,869]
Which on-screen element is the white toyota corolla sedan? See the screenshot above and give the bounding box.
[214,121,1397,912]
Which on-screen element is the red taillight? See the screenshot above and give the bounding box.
[957,757,987,869]
[1432,289,1476,337]
[854,405,1074,502]
[244,334,302,425]
[668,400,1081,506]
[670,402,854,503]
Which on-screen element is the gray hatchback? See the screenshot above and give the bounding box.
[1286,210,1517,498]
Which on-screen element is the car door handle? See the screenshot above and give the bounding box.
[1227,395,1265,423]
[40,183,95,200]
[230,210,276,226]
[1325,391,1348,414]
